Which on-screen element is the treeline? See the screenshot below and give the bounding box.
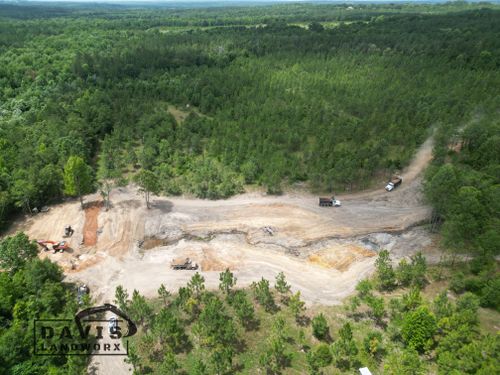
[114,251,499,374]
[1,4,500,228]
[425,110,499,256]
[0,232,89,374]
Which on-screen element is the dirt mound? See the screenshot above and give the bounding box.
[308,244,376,272]
[83,201,103,246]
[199,247,235,271]
[141,237,168,250]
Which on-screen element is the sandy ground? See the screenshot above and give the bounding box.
[8,135,435,301]
[86,311,134,375]
[4,137,436,374]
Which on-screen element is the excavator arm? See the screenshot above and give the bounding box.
[37,240,57,245]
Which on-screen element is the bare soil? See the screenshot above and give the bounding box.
[4,136,437,375]
[308,244,377,272]
[83,201,102,246]
[6,136,436,304]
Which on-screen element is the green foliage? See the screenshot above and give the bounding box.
[158,350,180,375]
[401,287,423,312]
[10,171,37,214]
[375,250,396,291]
[450,271,466,293]
[181,157,244,199]
[432,291,453,321]
[218,268,236,295]
[425,116,500,254]
[125,264,496,374]
[188,272,205,298]
[0,2,499,228]
[384,348,426,375]
[396,258,413,287]
[480,277,500,310]
[363,331,385,359]
[436,334,500,374]
[0,232,38,273]
[401,306,437,352]
[0,234,88,373]
[396,252,427,289]
[332,322,358,370]
[306,350,321,375]
[97,138,122,209]
[133,169,160,209]
[63,156,93,208]
[0,3,498,372]
[308,343,332,369]
[209,345,233,374]
[259,315,292,374]
[128,289,153,327]
[194,295,236,348]
[308,21,324,32]
[288,291,305,322]
[191,359,208,375]
[366,295,385,324]
[251,278,276,312]
[114,285,129,312]
[275,271,291,295]
[229,290,256,329]
[153,308,188,353]
[158,283,171,306]
[355,279,373,300]
[311,313,329,341]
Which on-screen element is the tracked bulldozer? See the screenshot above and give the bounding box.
[171,258,198,270]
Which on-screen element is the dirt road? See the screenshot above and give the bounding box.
[87,311,133,375]
[17,135,434,302]
[7,136,436,374]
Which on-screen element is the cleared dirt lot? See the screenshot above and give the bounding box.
[9,136,435,307]
[6,137,436,375]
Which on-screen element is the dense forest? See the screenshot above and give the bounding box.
[425,111,499,255]
[0,2,499,374]
[0,232,90,374]
[114,250,499,374]
[1,2,499,226]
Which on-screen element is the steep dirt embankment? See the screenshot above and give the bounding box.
[83,201,103,246]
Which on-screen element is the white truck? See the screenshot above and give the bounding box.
[385,176,403,192]
[319,196,342,207]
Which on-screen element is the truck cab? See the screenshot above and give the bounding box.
[385,176,402,192]
[319,196,341,207]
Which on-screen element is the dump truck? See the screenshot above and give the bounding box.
[385,176,403,192]
[319,196,341,207]
[171,258,199,270]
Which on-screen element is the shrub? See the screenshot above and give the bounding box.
[312,313,329,341]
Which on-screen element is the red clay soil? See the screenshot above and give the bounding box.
[83,201,103,246]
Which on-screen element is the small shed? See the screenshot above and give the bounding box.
[359,368,373,375]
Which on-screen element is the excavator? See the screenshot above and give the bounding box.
[63,225,74,238]
[37,240,70,253]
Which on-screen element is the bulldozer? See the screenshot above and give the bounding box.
[171,258,198,270]
[37,240,69,253]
